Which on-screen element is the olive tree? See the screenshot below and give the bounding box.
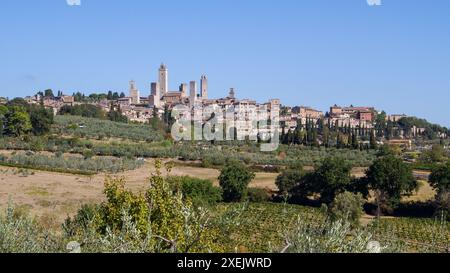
[366,155,418,215]
[429,161,450,216]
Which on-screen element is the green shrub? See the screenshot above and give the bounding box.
[82,149,95,159]
[275,168,305,196]
[219,162,255,202]
[167,176,222,207]
[62,203,99,237]
[0,203,61,253]
[329,191,365,228]
[247,188,271,203]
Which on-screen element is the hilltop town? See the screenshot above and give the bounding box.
[6,64,447,149]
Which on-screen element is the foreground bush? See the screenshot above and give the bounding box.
[281,216,394,253]
[65,160,223,253]
[0,204,61,253]
[329,192,365,228]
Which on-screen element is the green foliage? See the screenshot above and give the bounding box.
[53,115,164,142]
[3,106,32,137]
[368,216,450,253]
[59,104,106,119]
[429,161,450,216]
[107,110,128,123]
[247,188,271,203]
[167,176,222,207]
[1,200,449,253]
[0,104,53,137]
[62,204,99,237]
[397,116,448,139]
[329,192,365,228]
[0,203,61,253]
[420,144,447,164]
[69,160,223,253]
[6,98,29,108]
[429,161,450,194]
[275,167,305,196]
[282,217,379,253]
[0,152,144,174]
[219,162,255,202]
[0,105,7,136]
[211,203,327,252]
[29,106,53,136]
[97,177,149,234]
[44,89,54,98]
[366,155,418,213]
[311,157,353,204]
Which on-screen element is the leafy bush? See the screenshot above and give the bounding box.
[65,160,223,253]
[62,204,100,238]
[247,188,271,203]
[311,157,354,204]
[0,203,61,253]
[167,176,222,207]
[219,162,255,202]
[275,168,306,196]
[329,192,365,228]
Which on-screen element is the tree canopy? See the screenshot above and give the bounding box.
[219,161,255,202]
[365,154,417,213]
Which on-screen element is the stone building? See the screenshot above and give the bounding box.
[129,80,140,105]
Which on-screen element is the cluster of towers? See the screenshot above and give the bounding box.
[147,64,208,108]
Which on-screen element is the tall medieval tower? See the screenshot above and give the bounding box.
[129,80,140,104]
[200,75,208,100]
[158,63,168,96]
[190,81,197,107]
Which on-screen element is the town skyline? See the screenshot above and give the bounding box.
[9,62,448,131]
[1,1,450,127]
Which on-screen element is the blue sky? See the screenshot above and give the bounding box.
[0,0,449,126]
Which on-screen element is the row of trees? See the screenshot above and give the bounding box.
[275,146,449,217]
[59,104,128,123]
[0,99,53,137]
[72,91,126,103]
[276,147,426,216]
[281,118,378,150]
[280,112,448,150]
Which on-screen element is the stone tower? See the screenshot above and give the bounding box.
[158,63,168,96]
[229,88,235,99]
[150,82,160,108]
[179,83,188,98]
[200,75,208,100]
[190,81,197,106]
[129,80,140,104]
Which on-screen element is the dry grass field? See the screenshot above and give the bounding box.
[0,160,279,225]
